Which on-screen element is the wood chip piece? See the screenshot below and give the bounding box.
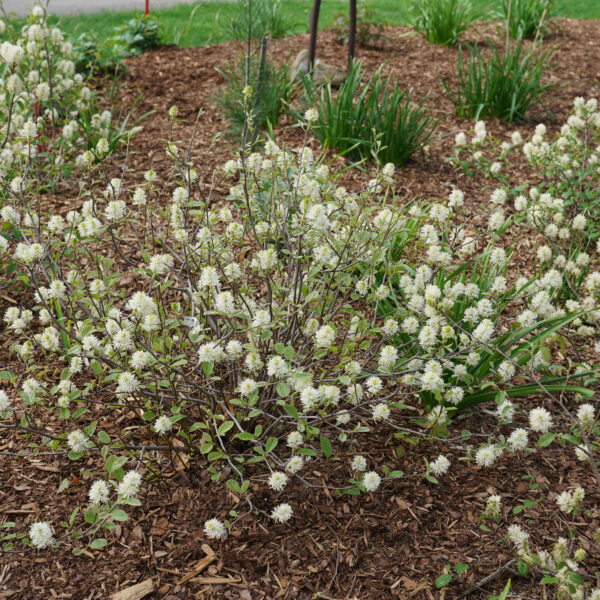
[189,576,241,585]
[177,545,217,584]
[110,579,155,600]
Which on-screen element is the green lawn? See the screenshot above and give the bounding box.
[48,0,599,49]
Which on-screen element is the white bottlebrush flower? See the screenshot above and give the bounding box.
[304,108,318,123]
[485,494,502,519]
[67,430,89,453]
[0,390,12,412]
[300,386,320,412]
[572,214,586,231]
[29,522,54,549]
[496,401,515,423]
[351,455,367,472]
[577,403,596,429]
[104,200,126,222]
[153,415,173,435]
[355,279,369,296]
[148,254,174,276]
[268,471,288,491]
[286,430,303,449]
[204,518,226,539]
[363,471,381,492]
[430,455,450,476]
[378,345,398,371]
[507,524,529,554]
[472,319,494,344]
[116,371,139,394]
[556,488,584,515]
[118,470,142,498]
[225,340,243,359]
[445,387,464,405]
[382,319,399,336]
[271,503,293,523]
[365,376,383,395]
[314,324,336,348]
[130,350,152,370]
[508,428,529,451]
[214,291,235,315]
[96,137,109,155]
[455,132,467,146]
[529,407,553,433]
[239,379,258,397]
[371,402,390,421]
[88,480,110,505]
[475,446,498,467]
[285,455,304,474]
[266,356,288,379]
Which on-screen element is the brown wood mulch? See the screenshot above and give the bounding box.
[1,18,600,600]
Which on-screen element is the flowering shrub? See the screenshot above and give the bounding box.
[0,5,129,293]
[1,88,598,558]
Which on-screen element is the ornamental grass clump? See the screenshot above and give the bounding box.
[299,60,437,166]
[411,0,477,47]
[443,36,555,122]
[498,0,552,39]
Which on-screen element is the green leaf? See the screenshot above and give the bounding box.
[265,437,278,453]
[97,430,110,444]
[276,382,290,398]
[517,560,529,576]
[217,421,234,436]
[57,478,70,494]
[110,509,128,522]
[69,507,79,527]
[283,404,299,418]
[0,370,16,380]
[569,572,584,584]
[84,509,97,524]
[538,433,555,447]
[455,563,468,574]
[320,435,332,459]
[497,579,511,600]
[226,479,241,494]
[298,447,317,457]
[435,573,452,588]
[540,576,559,584]
[200,442,213,454]
[89,538,107,549]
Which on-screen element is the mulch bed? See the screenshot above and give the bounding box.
[1,18,600,600]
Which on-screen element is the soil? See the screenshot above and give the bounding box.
[1,19,600,600]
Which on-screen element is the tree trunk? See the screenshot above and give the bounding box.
[348,0,357,71]
[308,0,321,70]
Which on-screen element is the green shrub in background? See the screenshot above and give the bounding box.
[411,0,477,46]
[217,50,293,138]
[113,14,162,56]
[332,1,390,48]
[299,60,437,166]
[227,0,295,40]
